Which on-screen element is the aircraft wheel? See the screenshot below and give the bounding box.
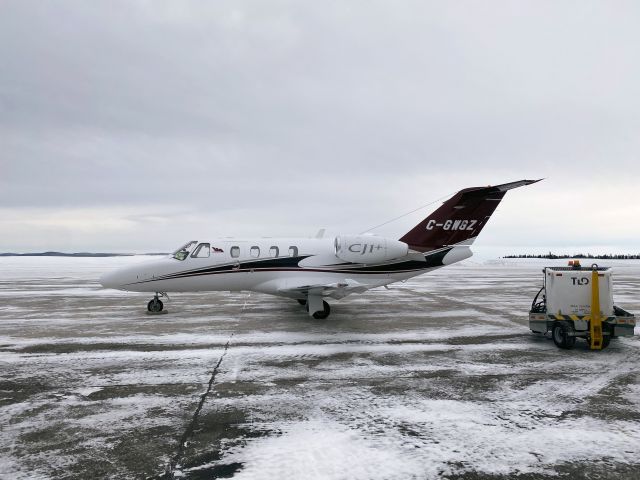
[147,298,163,313]
[312,301,331,320]
[552,321,575,349]
[297,299,307,306]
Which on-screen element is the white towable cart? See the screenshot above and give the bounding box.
[529,261,636,350]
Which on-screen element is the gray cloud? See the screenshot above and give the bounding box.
[1,1,639,252]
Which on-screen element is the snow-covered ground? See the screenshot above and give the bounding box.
[1,257,639,479]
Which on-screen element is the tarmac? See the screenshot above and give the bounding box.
[1,257,639,479]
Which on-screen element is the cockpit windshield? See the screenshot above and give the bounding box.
[172,240,197,261]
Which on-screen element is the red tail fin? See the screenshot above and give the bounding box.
[400,179,540,252]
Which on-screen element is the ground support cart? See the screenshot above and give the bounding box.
[529,263,636,350]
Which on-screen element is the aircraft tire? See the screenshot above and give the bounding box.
[312,301,330,320]
[297,299,307,306]
[148,298,163,313]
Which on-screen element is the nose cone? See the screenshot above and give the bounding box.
[100,263,140,290]
[99,257,170,291]
[100,270,125,290]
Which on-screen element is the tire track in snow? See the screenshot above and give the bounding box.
[403,287,640,404]
[542,340,640,402]
[399,288,526,328]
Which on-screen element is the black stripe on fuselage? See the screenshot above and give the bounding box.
[153,255,313,281]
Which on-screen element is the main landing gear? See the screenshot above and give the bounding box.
[147,292,167,313]
[297,298,331,319]
[310,301,331,319]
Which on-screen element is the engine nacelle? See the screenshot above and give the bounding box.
[334,235,409,264]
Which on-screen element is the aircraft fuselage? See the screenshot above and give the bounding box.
[101,237,468,298]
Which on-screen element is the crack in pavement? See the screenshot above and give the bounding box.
[162,334,233,479]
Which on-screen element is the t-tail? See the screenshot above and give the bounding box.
[400,179,541,253]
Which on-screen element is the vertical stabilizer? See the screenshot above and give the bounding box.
[400,179,540,252]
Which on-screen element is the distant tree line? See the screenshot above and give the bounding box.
[503,252,640,260]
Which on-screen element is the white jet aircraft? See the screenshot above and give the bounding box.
[100,180,539,318]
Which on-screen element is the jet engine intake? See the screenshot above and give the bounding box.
[334,235,409,264]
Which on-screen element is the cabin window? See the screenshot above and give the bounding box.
[288,246,298,257]
[269,246,279,257]
[191,243,211,258]
[250,246,260,258]
[230,246,240,258]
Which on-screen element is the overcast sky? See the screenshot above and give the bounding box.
[1,1,639,256]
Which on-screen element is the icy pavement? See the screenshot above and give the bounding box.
[1,257,639,479]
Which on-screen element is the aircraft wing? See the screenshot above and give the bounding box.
[275,278,384,300]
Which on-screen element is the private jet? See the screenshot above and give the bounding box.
[100,180,539,318]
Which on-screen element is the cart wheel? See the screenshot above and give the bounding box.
[552,321,576,349]
[601,326,612,349]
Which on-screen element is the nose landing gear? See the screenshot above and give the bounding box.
[147,292,168,313]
